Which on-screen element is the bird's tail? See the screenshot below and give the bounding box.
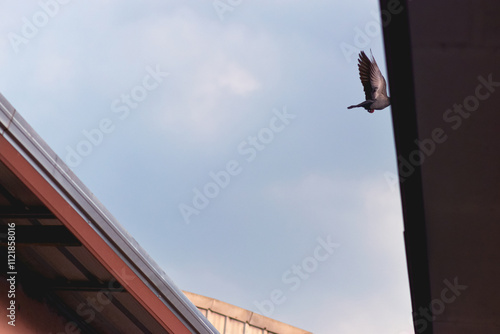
[348,100,373,110]
[347,103,364,109]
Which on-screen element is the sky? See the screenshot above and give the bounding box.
[0,1,414,333]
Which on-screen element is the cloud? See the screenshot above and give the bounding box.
[32,41,77,89]
[266,172,403,230]
[129,11,279,144]
[35,4,274,146]
[0,3,275,147]
[265,172,363,228]
[324,296,414,334]
[217,62,260,96]
[262,172,412,333]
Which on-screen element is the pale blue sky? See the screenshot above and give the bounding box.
[1,1,413,333]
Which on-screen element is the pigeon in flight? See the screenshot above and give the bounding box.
[348,51,390,113]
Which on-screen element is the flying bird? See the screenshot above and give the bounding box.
[348,51,390,113]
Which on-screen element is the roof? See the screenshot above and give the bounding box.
[0,92,218,333]
[380,0,500,333]
[184,291,312,334]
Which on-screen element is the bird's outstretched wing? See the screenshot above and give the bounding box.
[358,51,388,101]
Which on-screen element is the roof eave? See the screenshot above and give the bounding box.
[0,93,218,334]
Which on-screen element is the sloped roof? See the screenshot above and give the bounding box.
[0,93,218,333]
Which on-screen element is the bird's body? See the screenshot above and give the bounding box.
[348,51,390,113]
